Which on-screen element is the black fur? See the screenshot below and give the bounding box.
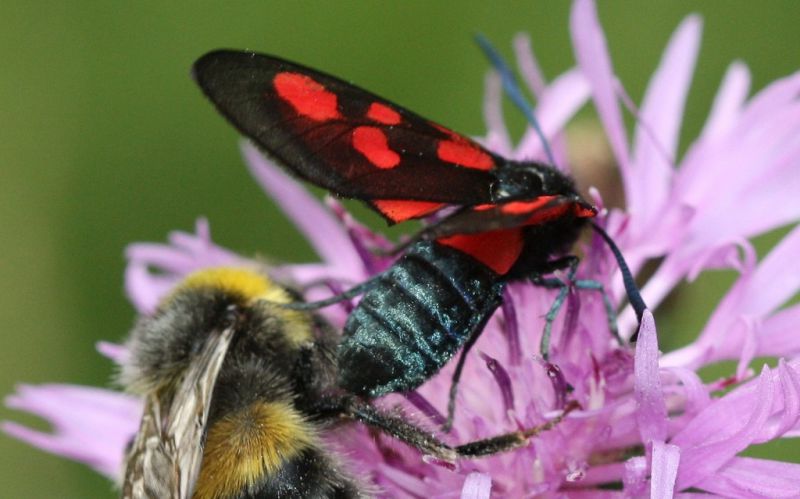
[123,278,367,498]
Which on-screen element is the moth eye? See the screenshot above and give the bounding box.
[491,168,544,201]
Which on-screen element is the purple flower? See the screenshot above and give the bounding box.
[5,0,800,496]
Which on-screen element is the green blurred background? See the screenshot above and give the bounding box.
[1,1,798,496]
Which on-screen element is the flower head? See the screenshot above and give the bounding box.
[5,0,800,497]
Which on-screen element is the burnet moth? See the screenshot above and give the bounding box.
[192,47,644,427]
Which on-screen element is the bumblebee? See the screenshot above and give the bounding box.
[120,267,573,498]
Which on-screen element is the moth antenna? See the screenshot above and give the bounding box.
[591,222,648,340]
[476,36,648,340]
[474,34,557,166]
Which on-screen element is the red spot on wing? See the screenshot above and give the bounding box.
[499,197,556,215]
[470,197,557,218]
[437,139,494,171]
[523,204,570,225]
[367,102,401,125]
[574,204,598,218]
[274,72,341,121]
[352,127,400,169]
[439,229,523,275]
[373,199,445,223]
[488,197,597,226]
[518,197,597,226]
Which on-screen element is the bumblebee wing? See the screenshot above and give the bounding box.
[171,326,235,498]
[121,326,235,499]
[121,393,178,499]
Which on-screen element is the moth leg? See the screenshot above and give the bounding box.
[442,325,483,433]
[530,256,578,359]
[573,278,622,346]
[442,288,505,433]
[531,256,621,359]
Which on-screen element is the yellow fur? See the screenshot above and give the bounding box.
[193,401,315,499]
[180,267,285,303]
[175,267,312,346]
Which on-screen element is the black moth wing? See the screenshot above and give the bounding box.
[193,49,503,207]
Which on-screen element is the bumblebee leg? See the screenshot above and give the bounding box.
[337,397,578,462]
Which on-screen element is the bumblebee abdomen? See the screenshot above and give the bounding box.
[192,398,363,499]
[337,242,504,396]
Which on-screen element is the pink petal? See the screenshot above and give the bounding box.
[167,218,242,266]
[480,71,513,156]
[124,219,242,313]
[730,220,800,317]
[683,118,800,243]
[673,365,776,489]
[738,70,800,131]
[581,462,627,487]
[124,261,178,313]
[630,15,701,226]
[623,456,648,496]
[374,462,433,497]
[663,224,800,369]
[570,0,630,179]
[694,456,800,498]
[515,68,590,162]
[460,472,492,499]
[675,81,800,244]
[684,238,756,279]
[95,341,128,365]
[634,311,667,443]
[698,62,751,142]
[760,304,800,357]
[679,106,798,209]
[3,384,140,478]
[511,33,574,167]
[322,197,395,275]
[650,441,680,499]
[768,360,800,439]
[241,142,363,273]
[512,33,546,96]
[662,367,710,414]
[734,316,761,379]
[275,261,354,285]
